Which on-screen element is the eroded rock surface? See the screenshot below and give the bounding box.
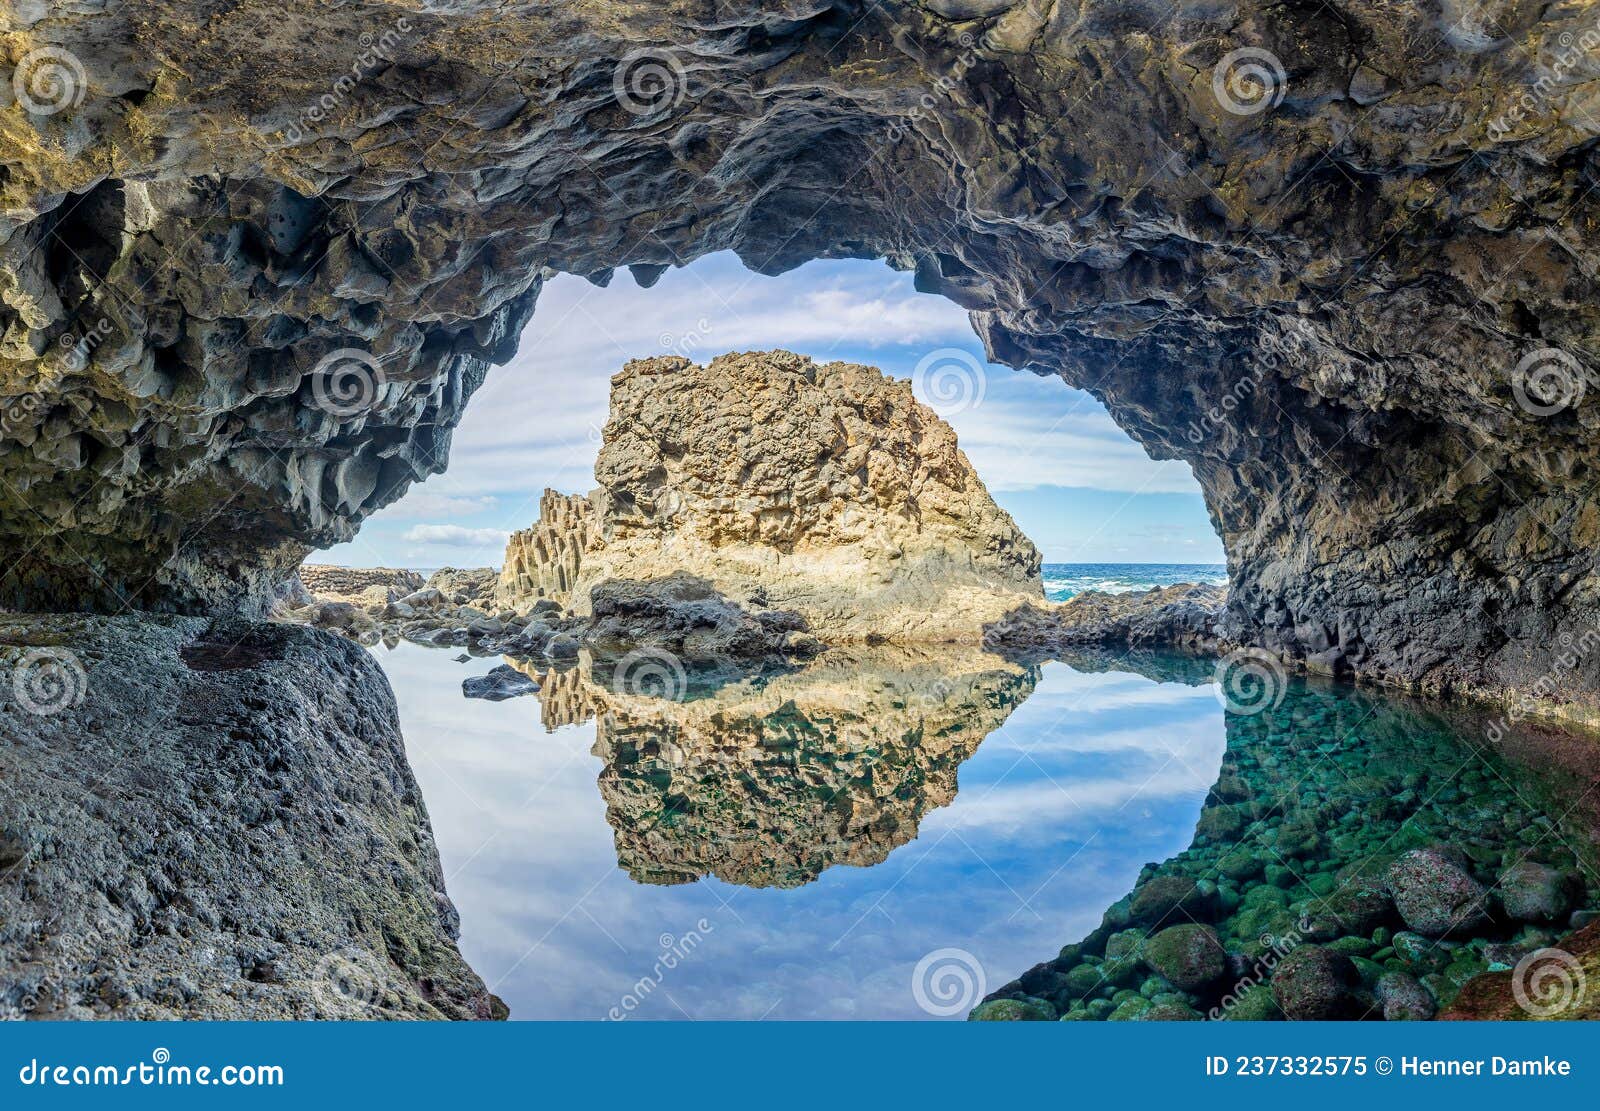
[526,645,1038,887]
[6,2,1600,712]
[0,615,498,1020]
[497,351,1042,641]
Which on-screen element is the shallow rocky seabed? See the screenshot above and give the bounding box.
[978,677,1600,1022]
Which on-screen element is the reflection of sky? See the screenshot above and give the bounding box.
[380,645,1225,1020]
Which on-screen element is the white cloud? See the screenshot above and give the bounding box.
[381,493,498,519]
[402,524,511,548]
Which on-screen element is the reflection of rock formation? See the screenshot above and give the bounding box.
[0,616,498,1020]
[496,352,1042,643]
[531,647,1038,888]
[983,674,1600,1022]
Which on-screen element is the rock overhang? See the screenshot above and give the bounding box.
[1,1,1598,709]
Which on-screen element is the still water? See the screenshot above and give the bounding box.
[375,643,1600,1020]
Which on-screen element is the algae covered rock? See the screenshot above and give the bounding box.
[969,997,1056,1022]
[1141,925,1228,993]
[1271,946,1363,1020]
[1496,862,1575,923]
[1387,848,1491,937]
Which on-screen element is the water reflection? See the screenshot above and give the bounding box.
[380,642,1223,1019]
[533,647,1039,888]
[984,672,1600,1021]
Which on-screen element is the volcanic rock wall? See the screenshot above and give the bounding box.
[5,2,1600,711]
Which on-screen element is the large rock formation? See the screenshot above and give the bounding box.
[528,645,1038,887]
[6,2,1600,713]
[498,351,1042,641]
[0,614,498,1019]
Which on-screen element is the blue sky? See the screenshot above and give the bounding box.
[316,253,1224,569]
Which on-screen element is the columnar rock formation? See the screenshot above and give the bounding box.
[530,646,1039,888]
[5,3,1600,711]
[496,351,1043,642]
[500,490,597,603]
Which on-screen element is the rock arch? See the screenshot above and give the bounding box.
[4,1,1600,710]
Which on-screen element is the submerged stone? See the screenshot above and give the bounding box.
[1141,925,1228,992]
[1386,848,1491,937]
[1272,946,1363,1020]
[969,997,1056,1022]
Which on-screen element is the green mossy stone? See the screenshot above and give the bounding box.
[1244,885,1290,909]
[1107,997,1152,1021]
[969,997,1057,1022]
[1350,956,1386,987]
[1197,806,1244,841]
[1064,963,1105,996]
[1219,852,1264,882]
[1141,924,1227,992]
[1104,929,1144,961]
[1326,936,1375,958]
[1139,976,1174,999]
[1137,1001,1201,1021]
[1216,982,1282,1021]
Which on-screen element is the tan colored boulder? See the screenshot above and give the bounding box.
[496,350,1042,643]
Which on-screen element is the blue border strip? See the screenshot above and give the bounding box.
[3,1022,1596,1108]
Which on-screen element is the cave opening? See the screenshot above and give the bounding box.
[311,252,1225,587]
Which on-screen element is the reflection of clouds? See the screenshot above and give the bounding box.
[381,645,1226,1019]
[935,770,1214,840]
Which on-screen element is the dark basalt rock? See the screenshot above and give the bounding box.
[6,3,1600,718]
[0,615,496,1019]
